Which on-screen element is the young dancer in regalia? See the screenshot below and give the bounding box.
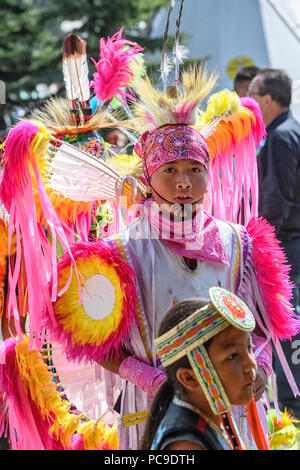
[0,28,298,451]
[140,289,262,450]
[92,68,299,449]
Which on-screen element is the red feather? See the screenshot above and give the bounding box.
[247,398,269,450]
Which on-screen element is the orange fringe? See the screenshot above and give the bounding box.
[206,108,256,162]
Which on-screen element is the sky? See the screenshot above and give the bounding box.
[150,0,300,120]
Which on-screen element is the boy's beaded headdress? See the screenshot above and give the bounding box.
[155,287,255,415]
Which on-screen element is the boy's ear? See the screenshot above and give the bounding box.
[176,368,199,390]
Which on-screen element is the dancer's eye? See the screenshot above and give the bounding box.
[164,167,175,173]
[226,352,238,360]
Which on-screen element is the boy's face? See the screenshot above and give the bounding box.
[207,326,257,406]
[147,159,208,208]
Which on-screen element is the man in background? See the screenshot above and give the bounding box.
[234,65,260,97]
[248,68,300,418]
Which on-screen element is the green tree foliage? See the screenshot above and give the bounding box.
[0,1,61,129]
[0,0,170,130]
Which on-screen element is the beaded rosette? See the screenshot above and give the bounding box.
[43,241,138,364]
[155,287,255,415]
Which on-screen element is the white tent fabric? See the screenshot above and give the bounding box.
[150,0,300,121]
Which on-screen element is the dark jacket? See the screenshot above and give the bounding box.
[258,111,300,242]
[151,401,231,450]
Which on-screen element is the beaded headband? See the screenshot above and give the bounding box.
[155,287,255,415]
[133,124,210,180]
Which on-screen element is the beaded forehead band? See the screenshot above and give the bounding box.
[155,287,255,415]
[134,124,210,181]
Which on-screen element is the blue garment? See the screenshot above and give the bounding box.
[257,111,300,240]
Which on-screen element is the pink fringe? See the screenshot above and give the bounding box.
[0,121,39,207]
[0,338,64,450]
[0,122,79,348]
[240,97,267,146]
[43,240,138,364]
[207,97,266,225]
[90,27,144,104]
[252,333,273,378]
[246,217,300,341]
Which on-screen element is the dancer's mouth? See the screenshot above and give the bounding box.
[174,196,194,204]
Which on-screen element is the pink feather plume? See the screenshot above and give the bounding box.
[247,217,300,341]
[90,27,144,104]
[174,102,199,126]
[0,121,39,208]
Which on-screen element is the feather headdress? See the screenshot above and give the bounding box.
[28,29,145,237]
[31,30,139,136]
[195,90,266,224]
[132,66,218,133]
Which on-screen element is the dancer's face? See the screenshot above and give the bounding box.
[207,327,257,406]
[147,159,208,209]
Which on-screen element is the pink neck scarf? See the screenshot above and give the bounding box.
[139,199,228,265]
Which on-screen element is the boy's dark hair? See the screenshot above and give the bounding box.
[234,66,260,88]
[139,297,210,450]
[256,68,292,108]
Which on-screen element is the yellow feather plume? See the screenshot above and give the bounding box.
[107,152,142,177]
[196,89,241,128]
[268,409,300,451]
[195,89,256,162]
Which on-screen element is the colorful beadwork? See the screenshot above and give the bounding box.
[209,287,255,331]
[134,124,209,179]
[63,132,106,160]
[188,345,230,415]
[84,137,106,160]
[155,306,227,367]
